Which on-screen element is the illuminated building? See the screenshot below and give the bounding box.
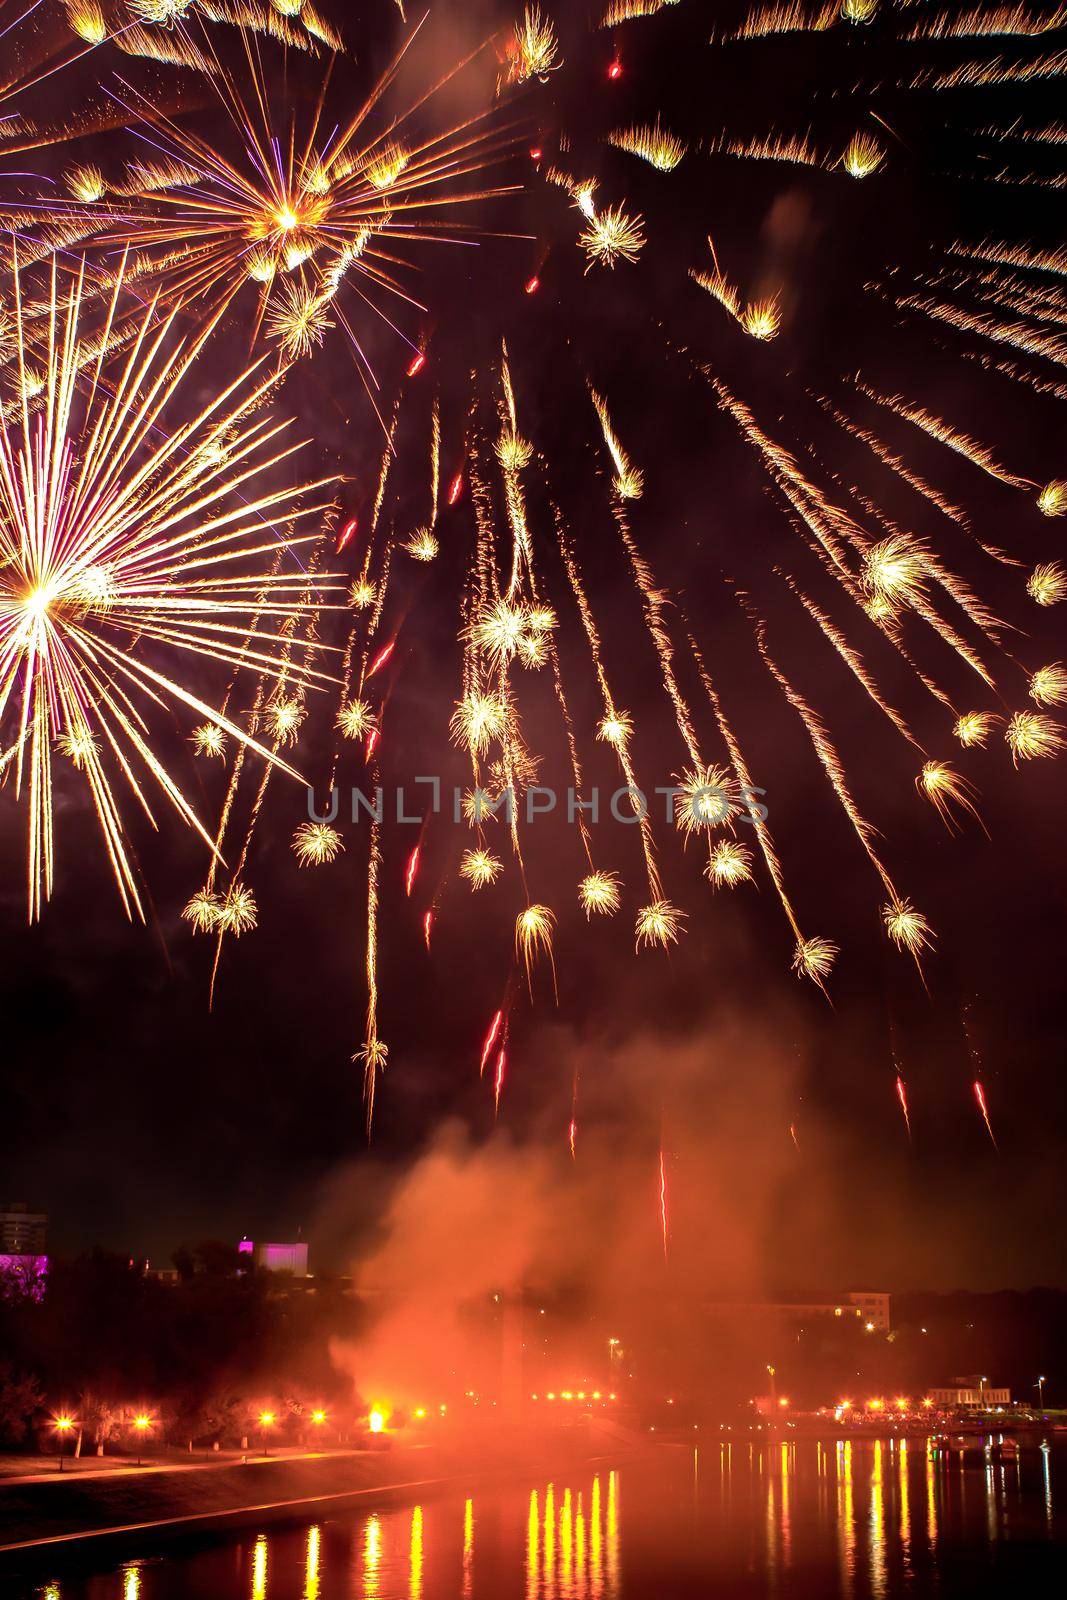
[237,1238,310,1275]
[1,1201,47,1253]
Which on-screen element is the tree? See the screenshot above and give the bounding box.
[0,1363,43,1445]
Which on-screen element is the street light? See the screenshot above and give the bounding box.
[131,1413,153,1467]
[52,1414,76,1472]
[1036,1376,1046,1409]
[259,1410,275,1456]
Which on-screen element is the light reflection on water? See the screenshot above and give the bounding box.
[21,1436,1064,1600]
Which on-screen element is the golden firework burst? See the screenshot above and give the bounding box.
[460,847,504,888]
[579,870,622,917]
[705,839,754,888]
[882,899,934,954]
[1037,480,1066,516]
[182,889,223,933]
[337,698,377,740]
[674,764,741,837]
[291,821,344,866]
[451,691,508,754]
[917,760,981,831]
[1029,663,1067,707]
[792,936,838,982]
[953,712,996,749]
[843,132,884,178]
[1027,562,1067,606]
[741,297,781,339]
[579,204,646,271]
[403,527,439,561]
[597,711,634,748]
[635,899,686,950]
[1005,709,1066,763]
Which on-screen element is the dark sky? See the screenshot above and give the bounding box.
[1,3,1065,1292]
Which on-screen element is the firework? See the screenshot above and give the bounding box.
[292,821,344,865]
[792,937,839,981]
[460,848,504,889]
[9,26,518,374]
[402,528,439,561]
[451,691,509,754]
[405,845,420,897]
[882,900,935,955]
[516,904,557,993]
[479,1009,504,1074]
[706,839,755,888]
[1038,480,1067,515]
[1028,563,1067,605]
[191,724,228,759]
[1029,663,1067,706]
[973,1080,998,1149]
[953,711,997,748]
[579,205,647,271]
[0,261,336,919]
[579,870,622,917]
[337,698,377,740]
[590,390,644,499]
[842,133,884,178]
[1006,709,1066,762]
[674,765,741,837]
[608,120,686,172]
[508,6,562,84]
[658,1148,669,1263]
[635,900,686,950]
[895,1076,912,1140]
[917,761,983,832]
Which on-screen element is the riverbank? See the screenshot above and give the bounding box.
[0,1424,628,1562]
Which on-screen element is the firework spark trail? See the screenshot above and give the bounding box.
[493,1047,507,1116]
[815,393,1026,565]
[554,502,663,902]
[948,239,1067,277]
[903,5,1067,40]
[687,628,831,989]
[747,603,929,973]
[974,1080,998,1148]
[723,3,839,44]
[712,373,1001,688]
[896,1075,913,1140]
[480,1009,504,1075]
[405,843,420,897]
[354,806,387,1137]
[549,641,596,872]
[658,1146,669,1263]
[590,387,644,499]
[906,49,1067,91]
[853,381,1037,489]
[429,396,441,529]
[497,344,537,599]
[591,391,702,768]
[897,290,1067,367]
[778,571,924,749]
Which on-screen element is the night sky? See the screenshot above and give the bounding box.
[2,3,1065,1293]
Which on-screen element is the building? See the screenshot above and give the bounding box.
[237,1238,309,1275]
[1,1201,47,1254]
[929,1380,1011,1409]
[704,1291,891,1332]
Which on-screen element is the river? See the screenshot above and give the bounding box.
[10,1433,1064,1598]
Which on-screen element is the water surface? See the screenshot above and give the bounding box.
[14,1433,1064,1598]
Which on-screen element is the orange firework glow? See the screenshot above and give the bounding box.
[974,1081,998,1149]
[493,1048,507,1114]
[423,910,434,949]
[480,1010,504,1075]
[405,846,420,897]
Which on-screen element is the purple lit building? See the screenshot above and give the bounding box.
[237,1238,309,1275]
